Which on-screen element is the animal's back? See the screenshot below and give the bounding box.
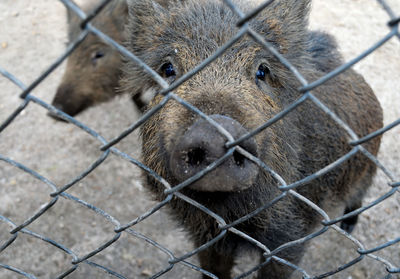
[296,32,383,209]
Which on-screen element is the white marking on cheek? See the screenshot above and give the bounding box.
[174,48,178,54]
[143,87,157,101]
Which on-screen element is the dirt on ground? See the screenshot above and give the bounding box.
[0,0,399,278]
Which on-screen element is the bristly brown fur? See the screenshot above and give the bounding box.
[123,0,383,278]
[51,0,130,117]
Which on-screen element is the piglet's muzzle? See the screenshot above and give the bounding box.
[169,114,259,192]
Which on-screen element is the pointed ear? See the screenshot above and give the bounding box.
[253,0,311,53]
[127,0,177,17]
[271,0,311,27]
[66,5,78,24]
[64,0,82,23]
[113,0,129,16]
[127,0,158,19]
[127,0,156,34]
[125,0,167,48]
[65,2,82,40]
[106,0,129,30]
[154,0,175,8]
[123,0,171,97]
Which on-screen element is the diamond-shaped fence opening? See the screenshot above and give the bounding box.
[0,0,399,278]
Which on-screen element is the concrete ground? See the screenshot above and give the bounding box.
[0,0,399,278]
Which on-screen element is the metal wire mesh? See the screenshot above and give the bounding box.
[0,0,399,278]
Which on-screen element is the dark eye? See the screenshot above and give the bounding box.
[256,64,270,81]
[91,50,105,65]
[255,63,280,88]
[94,51,105,59]
[161,62,176,78]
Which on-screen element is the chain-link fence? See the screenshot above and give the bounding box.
[0,0,399,278]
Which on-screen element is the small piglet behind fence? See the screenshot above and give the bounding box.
[50,0,148,118]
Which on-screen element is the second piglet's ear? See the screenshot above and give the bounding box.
[109,0,129,30]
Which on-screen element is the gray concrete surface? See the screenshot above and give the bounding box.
[0,0,399,278]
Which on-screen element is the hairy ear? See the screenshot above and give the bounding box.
[253,0,311,53]
[271,0,311,27]
[154,0,177,8]
[127,0,181,17]
[122,0,167,97]
[126,0,168,50]
[65,2,82,40]
[66,4,79,24]
[106,0,129,30]
[111,0,129,17]
[127,0,159,19]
